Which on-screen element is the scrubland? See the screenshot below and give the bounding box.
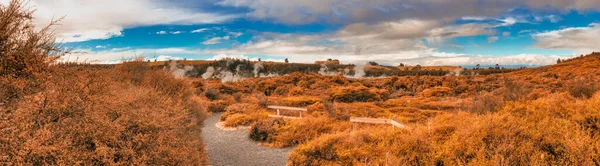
[206,53,600,165]
[3,0,600,165]
[0,1,207,164]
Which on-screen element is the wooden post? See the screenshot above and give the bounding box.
[299,111,302,118]
[277,109,280,116]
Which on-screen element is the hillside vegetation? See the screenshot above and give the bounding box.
[206,53,600,165]
[0,1,207,164]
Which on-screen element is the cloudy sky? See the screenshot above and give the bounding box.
[5,0,600,66]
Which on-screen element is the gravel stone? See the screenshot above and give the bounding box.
[202,113,292,166]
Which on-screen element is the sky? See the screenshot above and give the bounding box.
[4,0,600,66]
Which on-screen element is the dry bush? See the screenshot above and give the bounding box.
[223,114,254,127]
[0,2,208,164]
[468,92,504,114]
[249,118,286,142]
[330,85,388,103]
[269,96,321,107]
[255,93,268,108]
[289,128,434,165]
[0,0,65,103]
[207,100,230,113]
[568,78,598,99]
[204,87,220,100]
[220,103,269,127]
[249,118,352,148]
[3,64,208,164]
[421,86,453,97]
[232,92,243,102]
[289,93,600,165]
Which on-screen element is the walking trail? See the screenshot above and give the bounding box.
[202,112,292,166]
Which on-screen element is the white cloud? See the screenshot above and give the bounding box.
[488,36,499,43]
[202,36,231,45]
[18,0,238,43]
[151,55,186,61]
[156,31,184,35]
[229,32,244,38]
[218,0,600,25]
[533,24,600,53]
[205,44,570,66]
[59,48,200,64]
[191,28,209,33]
[462,16,489,21]
[519,30,533,34]
[495,17,518,27]
[502,32,511,36]
[95,45,107,49]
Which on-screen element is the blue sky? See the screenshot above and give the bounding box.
[10,0,600,66]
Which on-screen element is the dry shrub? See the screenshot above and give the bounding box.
[255,93,268,108]
[249,118,286,142]
[258,118,352,148]
[207,100,230,113]
[223,114,254,127]
[204,87,220,100]
[3,65,208,164]
[421,86,453,97]
[335,102,393,118]
[568,78,598,99]
[289,93,600,165]
[289,128,434,166]
[330,85,388,103]
[0,0,65,103]
[0,2,208,164]
[232,92,242,102]
[468,92,504,114]
[220,103,269,127]
[269,96,321,107]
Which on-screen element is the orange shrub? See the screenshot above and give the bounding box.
[330,85,388,103]
[289,92,600,165]
[421,86,453,97]
[249,118,352,148]
[220,103,269,127]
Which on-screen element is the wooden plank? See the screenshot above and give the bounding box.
[389,119,411,129]
[350,117,412,129]
[267,105,308,111]
[350,117,390,124]
[268,114,302,120]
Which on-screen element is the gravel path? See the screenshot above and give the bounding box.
[202,112,292,166]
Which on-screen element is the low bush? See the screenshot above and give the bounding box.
[330,85,389,103]
[421,86,454,97]
[289,92,600,165]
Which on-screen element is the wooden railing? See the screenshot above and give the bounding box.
[267,105,308,120]
[350,117,411,129]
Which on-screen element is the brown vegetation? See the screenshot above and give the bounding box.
[212,53,600,165]
[0,1,207,164]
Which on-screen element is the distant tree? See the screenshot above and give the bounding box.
[557,58,561,64]
[285,58,289,63]
[495,64,500,69]
[412,65,422,71]
[399,63,405,67]
[258,58,262,62]
[368,61,379,66]
[476,64,481,70]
